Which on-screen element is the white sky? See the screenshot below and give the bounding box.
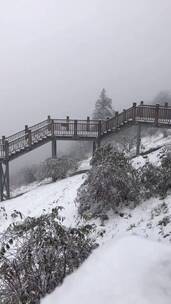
[0,0,171,135]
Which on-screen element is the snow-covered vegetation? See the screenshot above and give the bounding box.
[1,133,171,303]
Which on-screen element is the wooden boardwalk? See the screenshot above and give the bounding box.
[1,102,171,201]
[0,117,100,161]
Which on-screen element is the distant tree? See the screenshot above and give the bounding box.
[92,89,115,120]
[152,90,171,106]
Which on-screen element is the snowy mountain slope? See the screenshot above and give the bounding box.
[1,133,171,304]
[1,133,171,240]
[42,236,171,304]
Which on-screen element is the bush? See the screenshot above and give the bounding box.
[139,153,171,199]
[0,208,96,304]
[139,162,162,199]
[11,166,37,188]
[76,145,140,220]
[35,158,78,182]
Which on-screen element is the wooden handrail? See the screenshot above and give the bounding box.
[1,103,171,161]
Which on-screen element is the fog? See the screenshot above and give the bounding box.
[0,0,171,171]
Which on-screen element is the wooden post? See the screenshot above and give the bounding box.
[5,160,10,199]
[155,104,160,126]
[115,111,119,128]
[164,102,169,122]
[0,159,10,201]
[47,115,52,132]
[98,120,102,137]
[2,136,5,145]
[136,123,142,156]
[25,125,28,135]
[106,117,110,132]
[66,116,70,132]
[139,101,144,118]
[74,120,77,136]
[86,116,90,132]
[123,109,126,123]
[25,125,32,146]
[5,140,9,159]
[2,136,5,157]
[28,130,32,146]
[52,138,57,159]
[0,162,3,201]
[51,119,54,136]
[132,102,137,122]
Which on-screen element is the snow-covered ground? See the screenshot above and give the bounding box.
[0,174,86,233]
[42,236,171,304]
[1,133,171,304]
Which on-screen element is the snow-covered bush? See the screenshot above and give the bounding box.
[139,153,171,199]
[139,162,162,199]
[35,158,78,182]
[0,208,96,304]
[77,145,140,220]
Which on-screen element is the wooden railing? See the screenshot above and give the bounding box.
[0,117,100,160]
[1,102,171,161]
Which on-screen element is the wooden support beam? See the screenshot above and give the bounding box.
[87,117,90,132]
[52,138,57,159]
[155,104,160,126]
[115,112,119,129]
[6,161,10,199]
[98,120,102,136]
[66,116,70,131]
[136,123,142,156]
[93,141,96,156]
[0,162,3,201]
[0,160,10,201]
[74,120,78,136]
[132,102,137,122]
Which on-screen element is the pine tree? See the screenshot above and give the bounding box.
[92,89,115,120]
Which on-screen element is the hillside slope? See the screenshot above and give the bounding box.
[1,133,171,304]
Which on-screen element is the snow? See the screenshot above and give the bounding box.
[132,133,171,169]
[141,133,171,153]
[0,174,86,232]
[77,157,92,171]
[92,195,171,246]
[42,236,171,304]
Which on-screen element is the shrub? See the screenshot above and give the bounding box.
[76,145,140,220]
[35,157,78,182]
[0,208,96,304]
[139,153,171,199]
[139,162,162,199]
